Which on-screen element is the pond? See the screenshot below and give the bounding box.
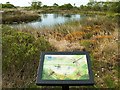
[13,13,92,29]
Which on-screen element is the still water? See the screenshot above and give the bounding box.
[14,14,87,28]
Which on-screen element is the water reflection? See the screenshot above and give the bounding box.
[53,14,59,19]
[27,14,82,28]
[37,17,42,22]
[13,14,87,29]
[64,14,72,18]
[43,14,48,18]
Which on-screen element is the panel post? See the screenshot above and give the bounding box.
[62,85,69,90]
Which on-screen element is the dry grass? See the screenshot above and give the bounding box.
[48,38,85,51]
[2,10,39,24]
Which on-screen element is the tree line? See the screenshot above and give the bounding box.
[1,1,120,13]
[31,1,120,13]
[30,2,74,10]
[80,1,120,13]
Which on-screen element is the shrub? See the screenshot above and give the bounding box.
[59,3,73,10]
[2,2,16,8]
[83,33,93,39]
[2,26,56,88]
[80,40,95,51]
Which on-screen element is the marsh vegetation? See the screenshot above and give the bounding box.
[1,1,120,89]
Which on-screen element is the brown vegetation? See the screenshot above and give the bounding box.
[2,10,39,24]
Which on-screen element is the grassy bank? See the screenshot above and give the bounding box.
[2,10,40,24]
[2,16,119,88]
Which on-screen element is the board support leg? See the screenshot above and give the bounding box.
[62,85,69,90]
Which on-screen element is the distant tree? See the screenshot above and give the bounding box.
[87,2,94,7]
[65,3,73,9]
[80,1,120,12]
[53,3,59,7]
[2,2,16,8]
[92,2,101,11]
[102,4,108,11]
[31,2,37,9]
[6,2,10,4]
[89,0,94,2]
[31,1,42,9]
[74,3,75,7]
[59,3,73,10]
[42,5,48,8]
[37,1,42,8]
[109,2,120,13]
[80,5,84,10]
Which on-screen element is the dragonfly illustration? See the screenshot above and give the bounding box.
[55,64,61,69]
[49,71,55,76]
[72,57,83,64]
[76,72,81,77]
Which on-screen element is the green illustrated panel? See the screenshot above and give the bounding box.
[42,55,89,80]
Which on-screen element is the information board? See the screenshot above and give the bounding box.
[36,52,94,85]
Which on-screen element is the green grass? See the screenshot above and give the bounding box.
[103,75,116,88]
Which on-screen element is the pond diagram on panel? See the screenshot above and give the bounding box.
[42,55,89,80]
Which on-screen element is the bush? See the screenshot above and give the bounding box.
[2,26,56,88]
[2,2,16,8]
[59,3,73,10]
[83,33,93,39]
[80,40,95,51]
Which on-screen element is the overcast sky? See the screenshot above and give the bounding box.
[0,0,117,7]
